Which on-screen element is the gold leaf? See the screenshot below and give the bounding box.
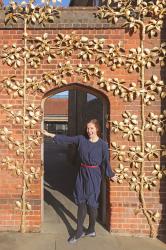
[47,55,52,63]
[30,153,34,158]
[124,173,128,178]
[134,208,141,215]
[152,75,158,82]
[131,177,137,182]
[16,150,20,156]
[148,154,153,160]
[8,165,16,170]
[144,184,148,189]
[43,33,48,39]
[25,121,30,127]
[152,170,158,175]
[132,171,138,177]
[13,92,18,98]
[152,180,157,186]
[113,16,118,24]
[29,111,34,117]
[4,127,9,133]
[36,131,41,137]
[26,203,32,210]
[81,36,89,43]
[106,85,111,91]
[16,60,21,67]
[16,169,21,176]
[30,167,35,173]
[15,117,21,123]
[135,185,140,192]
[157,127,162,133]
[8,144,13,150]
[154,212,160,218]
[15,201,22,208]
[111,142,117,148]
[158,173,162,179]
[146,143,151,148]
[119,164,124,170]
[146,62,152,68]
[128,134,133,141]
[130,184,135,191]
[0,136,6,142]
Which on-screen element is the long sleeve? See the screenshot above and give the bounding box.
[102,142,115,178]
[53,134,81,146]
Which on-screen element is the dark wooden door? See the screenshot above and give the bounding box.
[68,88,109,226]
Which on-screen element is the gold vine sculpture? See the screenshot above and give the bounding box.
[0,0,165,237]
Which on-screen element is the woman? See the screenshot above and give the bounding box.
[43,119,117,243]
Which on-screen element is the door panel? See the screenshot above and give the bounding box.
[68,88,108,226]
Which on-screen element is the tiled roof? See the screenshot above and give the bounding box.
[44,98,68,115]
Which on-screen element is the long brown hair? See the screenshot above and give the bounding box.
[85,119,101,137]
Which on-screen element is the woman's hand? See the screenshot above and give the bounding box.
[41,129,55,138]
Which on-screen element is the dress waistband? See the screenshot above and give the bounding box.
[81,163,98,169]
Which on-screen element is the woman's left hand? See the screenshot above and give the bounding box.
[41,129,55,138]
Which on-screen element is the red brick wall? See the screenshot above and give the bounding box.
[0,7,165,237]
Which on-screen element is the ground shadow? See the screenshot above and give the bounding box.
[44,188,77,237]
[44,138,79,201]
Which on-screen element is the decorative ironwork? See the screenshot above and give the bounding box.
[96,0,166,238]
[0,0,165,237]
[0,0,60,233]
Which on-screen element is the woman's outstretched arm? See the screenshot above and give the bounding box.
[42,129,55,138]
[41,128,80,145]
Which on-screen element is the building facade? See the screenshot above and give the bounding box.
[0,2,166,238]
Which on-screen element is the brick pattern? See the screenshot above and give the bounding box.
[0,8,124,29]
[0,8,166,237]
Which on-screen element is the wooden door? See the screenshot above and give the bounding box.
[68,87,109,226]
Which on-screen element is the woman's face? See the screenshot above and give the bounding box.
[86,122,98,138]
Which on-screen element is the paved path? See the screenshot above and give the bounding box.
[1,139,165,250]
[0,229,165,250]
[1,183,163,250]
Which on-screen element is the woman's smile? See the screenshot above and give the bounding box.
[87,122,99,141]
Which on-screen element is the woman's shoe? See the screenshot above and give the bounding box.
[68,232,85,244]
[85,231,96,237]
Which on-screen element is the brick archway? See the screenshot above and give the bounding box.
[41,82,111,231]
[0,5,165,237]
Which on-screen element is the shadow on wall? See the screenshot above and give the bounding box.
[158,18,166,243]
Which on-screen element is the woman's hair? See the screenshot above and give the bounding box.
[85,119,101,137]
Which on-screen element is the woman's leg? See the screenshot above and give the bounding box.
[75,202,87,238]
[87,205,98,234]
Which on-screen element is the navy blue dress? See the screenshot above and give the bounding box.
[53,135,115,208]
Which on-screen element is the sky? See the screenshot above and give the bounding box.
[51,91,69,99]
[3,0,70,6]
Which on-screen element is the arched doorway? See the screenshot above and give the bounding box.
[42,84,110,233]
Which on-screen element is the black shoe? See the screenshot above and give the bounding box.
[85,231,96,237]
[68,232,85,244]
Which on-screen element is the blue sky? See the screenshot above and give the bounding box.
[3,0,70,6]
[51,91,69,98]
